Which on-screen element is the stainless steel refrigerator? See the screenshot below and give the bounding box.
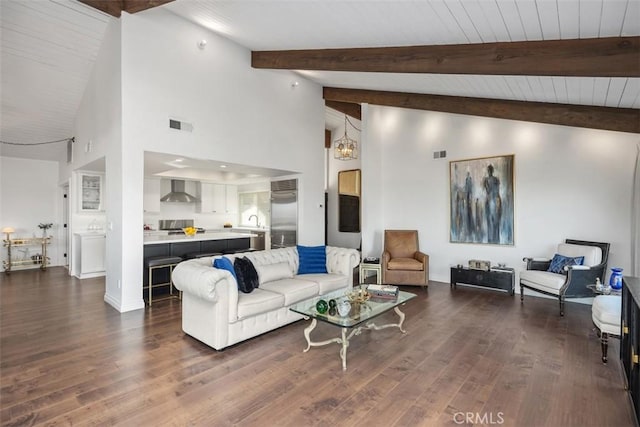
[270,179,297,249]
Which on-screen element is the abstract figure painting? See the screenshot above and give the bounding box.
[450,155,514,245]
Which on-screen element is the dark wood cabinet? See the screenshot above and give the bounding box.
[143,238,250,286]
[621,276,640,425]
[450,266,515,295]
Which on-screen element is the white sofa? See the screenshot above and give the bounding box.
[172,246,360,350]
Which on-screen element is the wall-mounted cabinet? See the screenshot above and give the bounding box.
[226,185,238,214]
[196,182,226,213]
[196,183,238,214]
[79,173,104,212]
[144,178,161,213]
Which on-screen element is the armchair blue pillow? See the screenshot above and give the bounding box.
[297,245,327,274]
[547,254,585,274]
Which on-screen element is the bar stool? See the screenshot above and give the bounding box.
[144,255,183,306]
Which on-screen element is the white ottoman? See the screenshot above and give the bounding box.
[592,295,622,363]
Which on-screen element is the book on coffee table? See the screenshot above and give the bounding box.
[367,284,399,298]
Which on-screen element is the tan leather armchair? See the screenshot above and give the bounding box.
[382,230,429,287]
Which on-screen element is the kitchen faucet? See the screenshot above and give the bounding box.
[248,214,259,227]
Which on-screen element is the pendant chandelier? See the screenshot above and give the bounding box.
[334,115,358,161]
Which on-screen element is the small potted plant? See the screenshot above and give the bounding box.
[38,223,53,238]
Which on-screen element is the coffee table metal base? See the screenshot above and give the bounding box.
[301,306,407,370]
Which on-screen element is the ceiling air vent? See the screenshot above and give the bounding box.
[169,118,193,132]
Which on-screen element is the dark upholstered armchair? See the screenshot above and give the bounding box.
[382,230,429,288]
[520,239,610,316]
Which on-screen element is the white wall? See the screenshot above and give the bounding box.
[0,157,62,269]
[73,18,129,310]
[362,105,639,285]
[74,9,325,312]
[326,118,362,249]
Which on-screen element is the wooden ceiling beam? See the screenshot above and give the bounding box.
[78,0,124,17]
[254,37,640,77]
[325,100,362,121]
[323,87,640,134]
[325,129,332,149]
[78,0,174,18]
[122,0,175,15]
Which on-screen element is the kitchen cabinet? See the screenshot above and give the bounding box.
[74,233,106,279]
[197,183,238,214]
[143,178,161,213]
[196,182,226,213]
[143,236,250,287]
[79,173,104,212]
[225,185,238,214]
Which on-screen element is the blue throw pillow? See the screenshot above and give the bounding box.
[547,254,584,274]
[213,256,237,281]
[297,245,327,274]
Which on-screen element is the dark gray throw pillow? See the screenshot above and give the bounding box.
[234,257,259,293]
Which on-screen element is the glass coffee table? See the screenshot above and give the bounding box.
[289,286,416,370]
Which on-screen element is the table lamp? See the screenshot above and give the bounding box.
[2,227,15,241]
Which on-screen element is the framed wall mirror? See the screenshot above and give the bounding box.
[338,169,361,232]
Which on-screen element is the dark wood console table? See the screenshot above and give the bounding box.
[450,266,515,295]
[621,276,640,425]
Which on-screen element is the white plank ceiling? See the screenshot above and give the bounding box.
[0,0,110,161]
[1,0,639,162]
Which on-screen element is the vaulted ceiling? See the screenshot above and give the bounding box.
[1,0,639,162]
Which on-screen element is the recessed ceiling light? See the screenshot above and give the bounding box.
[220,165,227,168]
[175,158,184,162]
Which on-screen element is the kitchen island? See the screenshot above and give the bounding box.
[144,231,253,245]
[143,231,253,289]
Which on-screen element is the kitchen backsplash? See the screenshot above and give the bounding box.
[143,203,237,230]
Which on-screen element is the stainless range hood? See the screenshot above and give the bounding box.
[160,180,199,203]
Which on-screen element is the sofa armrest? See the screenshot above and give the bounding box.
[326,246,361,277]
[382,251,391,269]
[563,264,605,297]
[414,251,428,265]
[172,259,236,302]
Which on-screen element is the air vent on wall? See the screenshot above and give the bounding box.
[271,179,297,191]
[169,118,193,132]
[433,150,447,159]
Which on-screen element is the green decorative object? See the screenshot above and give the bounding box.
[316,299,328,314]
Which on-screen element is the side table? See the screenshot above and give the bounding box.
[450,266,515,295]
[586,284,621,296]
[360,261,381,285]
[3,236,51,274]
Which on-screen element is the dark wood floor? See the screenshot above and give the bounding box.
[0,267,635,426]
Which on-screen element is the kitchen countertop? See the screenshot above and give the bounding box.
[144,231,253,245]
[230,227,269,232]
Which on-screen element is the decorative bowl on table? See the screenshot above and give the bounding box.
[183,227,197,237]
[346,287,370,304]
